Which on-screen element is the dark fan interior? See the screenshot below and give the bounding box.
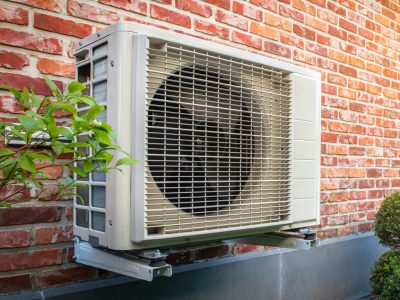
[147,65,254,216]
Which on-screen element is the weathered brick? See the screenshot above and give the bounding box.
[250,0,278,12]
[0,206,63,226]
[35,226,73,245]
[99,0,146,15]
[0,73,63,96]
[216,10,248,30]
[0,248,62,271]
[194,20,229,40]
[203,0,230,10]
[0,50,29,70]
[0,274,32,293]
[10,0,61,12]
[151,5,191,29]
[68,0,120,24]
[251,22,278,40]
[233,2,262,21]
[37,58,75,78]
[265,13,292,32]
[0,230,30,248]
[232,31,262,50]
[0,4,28,25]
[0,28,62,54]
[176,0,212,17]
[34,13,92,38]
[264,41,291,59]
[35,266,95,288]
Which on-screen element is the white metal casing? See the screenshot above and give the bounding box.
[73,22,321,251]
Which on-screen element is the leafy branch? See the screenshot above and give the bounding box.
[0,77,137,206]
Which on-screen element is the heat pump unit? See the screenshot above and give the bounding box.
[73,23,321,251]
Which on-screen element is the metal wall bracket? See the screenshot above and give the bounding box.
[228,230,320,250]
[73,238,172,281]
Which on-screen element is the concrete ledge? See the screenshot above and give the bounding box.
[1,232,387,300]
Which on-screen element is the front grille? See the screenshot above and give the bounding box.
[145,41,292,236]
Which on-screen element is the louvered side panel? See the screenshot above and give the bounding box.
[291,74,320,225]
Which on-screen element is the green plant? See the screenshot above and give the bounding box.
[0,77,137,206]
[371,251,400,295]
[375,191,400,249]
[381,268,400,300]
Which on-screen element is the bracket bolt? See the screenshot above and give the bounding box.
[110,60,114,67]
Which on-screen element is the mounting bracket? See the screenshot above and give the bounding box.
[73,238,172,282]
[228,230,319,250]
[73,229,318,282]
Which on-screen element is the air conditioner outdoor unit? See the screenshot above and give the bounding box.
[73,22,321,251]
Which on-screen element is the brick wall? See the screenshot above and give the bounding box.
[0,0,399,295]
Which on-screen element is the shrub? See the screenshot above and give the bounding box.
[371,251,400,295]
[375,192,400,249]
[381,268,400,300]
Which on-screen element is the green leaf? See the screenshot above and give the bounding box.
[115,157,139,167]
[17,156,36,173]
[58,127,73,140]
[68,165,86,177]
[68,81,86,94]
[86,104,104,121]
[18,115,40,132]
[24,151,51,161]
[44,75,63,100]
[83,159,94,173]
[1,159,17,179]
[0,149,15,157]
[93,129,112,145]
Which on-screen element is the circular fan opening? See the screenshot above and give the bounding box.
[148,65,254,216]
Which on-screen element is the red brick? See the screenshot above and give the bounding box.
[37,58,75,78]
[265,13,292,32]
[339,18,357,33]
[0,274,32,293]
[367,169,382,178]
[279,5,304,23]
[339,65,357,77]
[293,24,316,40]
[35,266,95,288]
[0,73,63,96]
[11,0,61,12]
[232,243,265,255]
[0,4,28,25]
[204,0,230,10]
[358,222,374,232]
[0,230,30,248]
[216,10,248,30]
[0,50,29,70]
[233,2,262,21]
[293,0,315,15]
[322,132,338,143]
[150,5,191,28]
[338,225,357,236]
[0,28,62,55]
[34,13,92,39]
[0,206,62,226]
[327,1,346,16]
[305,15,327,32]
[99,0,146,15]
[318,228,338,239]
[0,95,23,114]
[280,32,304,49]
[328,25,347,40]
[193,244,229,260]
[35,226,73,245]
[68,0,120,24]
[0,248,62,271]
[293,50,316,65]
[176,0,212,17]
[195,20,229,40]
[251,22,278,40]
[264,41,291,59]
[250,0,278,12]
[232,31,262,50]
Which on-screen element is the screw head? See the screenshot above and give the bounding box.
[110,60,114,67]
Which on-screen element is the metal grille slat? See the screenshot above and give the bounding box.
[144,41,292,236]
